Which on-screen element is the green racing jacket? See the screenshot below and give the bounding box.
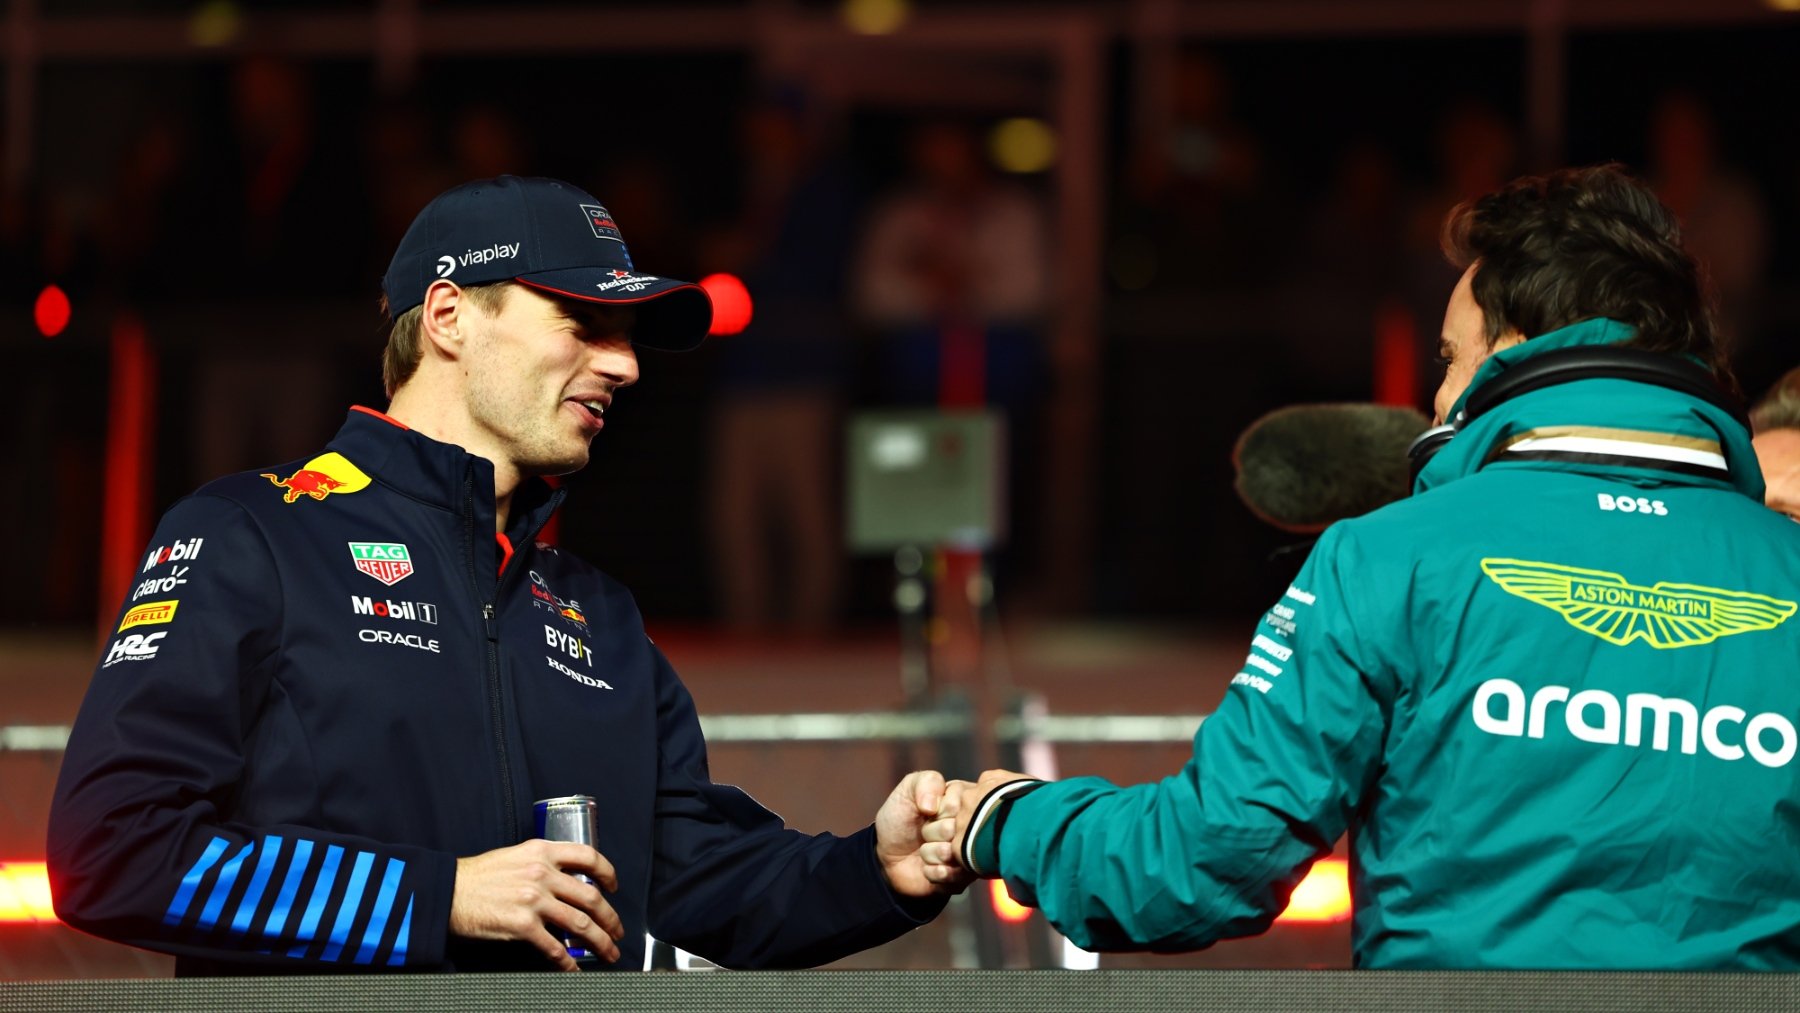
[970,318,1800,968]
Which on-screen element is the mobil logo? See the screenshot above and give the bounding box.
[349,542,414,587]
[351,595,438,624]
[143,537,203,572]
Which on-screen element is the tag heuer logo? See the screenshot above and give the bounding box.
[349,542,415,586]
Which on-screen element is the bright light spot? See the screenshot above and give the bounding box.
[1060,935,1100,970]
[0,863,57,923]
[989,118,1058,174]
[1276,858,1351,924]
[698,272,753,336]
[842,0,910,35]
[1766,0,1800,10]
[990,879,1033,924]
[188,0,241,47]
[34,285,70,338]
[870,426,927,470]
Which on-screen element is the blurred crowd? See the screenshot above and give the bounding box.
[7,44,1797,631]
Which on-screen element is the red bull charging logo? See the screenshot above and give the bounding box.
[262,453,372,504]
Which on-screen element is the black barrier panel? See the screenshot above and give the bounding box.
[4,970,1800,1013]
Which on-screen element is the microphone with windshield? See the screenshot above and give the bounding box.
[1231,403,1431,534]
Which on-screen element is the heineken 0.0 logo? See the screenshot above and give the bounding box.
[349,542,415,587]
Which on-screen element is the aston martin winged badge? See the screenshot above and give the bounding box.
[1480,558,1796,650]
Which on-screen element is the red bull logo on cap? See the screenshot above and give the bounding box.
[262,453,372,504]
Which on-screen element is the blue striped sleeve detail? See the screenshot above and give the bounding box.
[354,858,406,965]
[286,844,343,958]
[163,837,231,927]
[196,841,255,931]
[263,839,313,940]
[386,897,414,967]
[321,851,375,961]
[228,836,283,936]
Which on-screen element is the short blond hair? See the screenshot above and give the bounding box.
[1752,366,1800,434]
[380,282,512,397]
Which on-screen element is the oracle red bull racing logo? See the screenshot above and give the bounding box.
[262,452,372,504]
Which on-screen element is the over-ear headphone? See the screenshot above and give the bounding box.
[1406,345,1749,486]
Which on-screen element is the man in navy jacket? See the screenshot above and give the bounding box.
[49,176,963,973]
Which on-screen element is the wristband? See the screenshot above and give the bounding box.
[959,778,1046,878]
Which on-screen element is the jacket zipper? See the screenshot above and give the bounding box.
[466,473,516,842]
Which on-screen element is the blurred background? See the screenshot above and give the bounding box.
[2,0,1799,978]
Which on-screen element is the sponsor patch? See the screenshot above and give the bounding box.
[580,203,623,242]
[1482,558,1796,649]
[350,542,415,586]
[351,595,437,624]
[144,538,204,572]
[594,272,659,294]
[528,570,588,629]
[132,564,189,602]
[548,656,613,691]
[119,600,178,632]
[103,632,166,667]
[263,453,372,504]
[359,629,440,654]
[545,624,594,666]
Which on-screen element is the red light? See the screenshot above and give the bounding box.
[989,878,1033,924]
[35,285,71,338]
[698,273,753,336]
[1276,858,1351,924]
[0,862,57,923]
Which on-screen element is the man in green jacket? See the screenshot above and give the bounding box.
[922,165,1800,968]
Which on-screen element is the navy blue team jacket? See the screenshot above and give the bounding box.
[48,407,940,972]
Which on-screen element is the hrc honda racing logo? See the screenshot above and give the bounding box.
[1472,678,1798,769]
[103,632,166,668]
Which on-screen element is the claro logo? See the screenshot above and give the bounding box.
[1472,678,1797,768]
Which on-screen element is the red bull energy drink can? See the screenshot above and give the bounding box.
[534,795,599,962]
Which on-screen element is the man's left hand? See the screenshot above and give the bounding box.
[875,770,976,897]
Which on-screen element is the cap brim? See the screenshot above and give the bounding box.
[515,271,712,351]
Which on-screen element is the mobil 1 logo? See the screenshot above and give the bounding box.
[351,595,438,625]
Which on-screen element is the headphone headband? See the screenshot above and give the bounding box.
[1407,345,1747,486]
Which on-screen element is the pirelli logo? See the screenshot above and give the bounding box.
[119,599,179,632]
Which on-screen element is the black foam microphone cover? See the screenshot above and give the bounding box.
[1232,403,1431,533]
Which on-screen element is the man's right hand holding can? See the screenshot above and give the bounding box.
[449,840,626,971]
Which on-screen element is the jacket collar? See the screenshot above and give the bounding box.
[326,406,566,544]
[1416,318,1764,501]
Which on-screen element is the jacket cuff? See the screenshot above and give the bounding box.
[406,848,458,968]
[852,824,950,924]
[961,779,1046,878]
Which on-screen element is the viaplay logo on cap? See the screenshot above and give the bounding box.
[580,204,623,243]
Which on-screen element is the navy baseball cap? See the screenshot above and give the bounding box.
[382,175,711,351]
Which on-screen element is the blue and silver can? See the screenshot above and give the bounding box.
[534,794,599,962]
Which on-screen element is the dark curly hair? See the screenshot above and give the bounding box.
[1441,163,1736,395]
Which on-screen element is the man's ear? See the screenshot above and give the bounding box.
[420,280,468,361]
